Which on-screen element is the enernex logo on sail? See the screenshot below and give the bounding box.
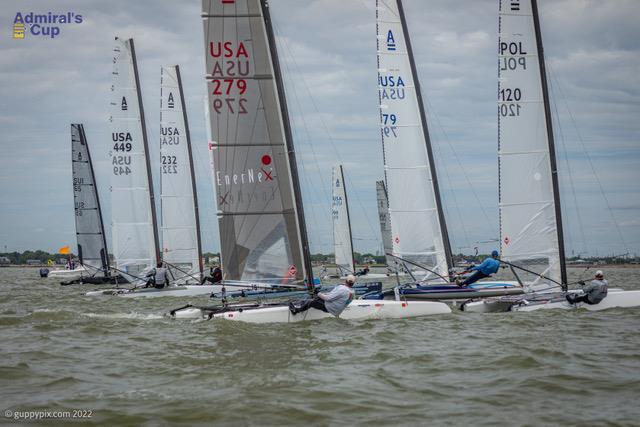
[12,12,83,39]
[214,154,274,187]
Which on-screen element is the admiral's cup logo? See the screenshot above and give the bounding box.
[12,11,83,39]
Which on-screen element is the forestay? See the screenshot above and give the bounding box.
[160,66,203,281]
[202,0,309,283]
[71,124,109,275]
[332,165,355,274]
[498,0,564,284]
[110,37,160,279]
[376,0,450,278]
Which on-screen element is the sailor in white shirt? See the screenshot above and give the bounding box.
[289,275,356,317]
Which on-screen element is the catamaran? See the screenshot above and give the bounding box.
[462,0,640,312]
[365,0,522,301]
[168,0,451,322]
[51,124,120,284]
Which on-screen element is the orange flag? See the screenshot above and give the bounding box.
[59,246,71,255]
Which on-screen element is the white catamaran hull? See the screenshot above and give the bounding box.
[172,300,451,323]
[512,290,640,312]
[85,284,245,298]
[48,266,88,279]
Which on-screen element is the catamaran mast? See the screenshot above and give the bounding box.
[531,0,567,284]
[129,38,161,264]
[175,65,204,276]
[261,0,314,286]
[395,0,453,272]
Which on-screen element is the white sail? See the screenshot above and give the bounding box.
[331,165,354,274]
[110,37,159,279]
[498,0,562,283]
[71,124,109,275]
[376,0,449,278]
[160,66,203,282]
[375,180,395,270]
[202,0,310,283]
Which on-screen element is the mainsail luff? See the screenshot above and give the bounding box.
[160,65,203,279]
[71,124,109,274]
[130,39,161,264]
[531,0,567,284]
[332,165,355,274]
[202,0,311,284]
[376,0,451,278]
[395,0,453,271]
[110,37,160,278]
[497,0,565,284]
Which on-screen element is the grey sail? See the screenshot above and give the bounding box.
[71,124,109,275]
[202,0,311,284]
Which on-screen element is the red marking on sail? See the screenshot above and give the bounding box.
[261,154,272,165]
[504,236,510,245]
[261,168,274,181]
[394,236,400,244]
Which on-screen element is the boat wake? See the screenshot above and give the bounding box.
[80,312,164,321]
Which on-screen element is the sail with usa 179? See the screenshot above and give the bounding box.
[12,12,83,39]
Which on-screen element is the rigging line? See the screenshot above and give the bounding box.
[278,54,328,247]
[422,97,495,233]
[271,23,331,252]
[548,68,588,255]
[273,22,379,245]
[547,63,630,254]
[276,34,332,207]
[430,132,471,252]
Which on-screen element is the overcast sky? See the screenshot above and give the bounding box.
[1,0,638,258]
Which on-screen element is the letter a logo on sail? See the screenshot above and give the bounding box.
[386,30,396,51]
[168,92,175,109]
[121,96,128,111]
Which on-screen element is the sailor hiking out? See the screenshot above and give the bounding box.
[145,262,169,289]
[566,270,608,305]
[456,250,501,287]
[289,275,356,317]
[202,266,223,284]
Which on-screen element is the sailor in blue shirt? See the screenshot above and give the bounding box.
[456,250,501,287]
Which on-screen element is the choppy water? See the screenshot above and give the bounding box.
[1,267,639,426]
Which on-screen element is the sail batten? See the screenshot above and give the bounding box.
[202,0,310,284]
[376,0,451,278]
[498,0,566,284]
[110,37,159,279]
